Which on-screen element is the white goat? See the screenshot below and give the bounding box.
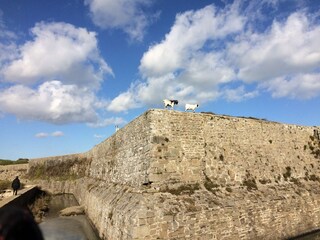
[163,99,178,109]
[185,103,199,112]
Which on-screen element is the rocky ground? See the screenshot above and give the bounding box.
[0,189,14,199]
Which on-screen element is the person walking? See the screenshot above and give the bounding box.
[11,176,21,196]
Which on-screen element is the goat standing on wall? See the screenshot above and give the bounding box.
[163,99,178,109]
[185,103,199,112]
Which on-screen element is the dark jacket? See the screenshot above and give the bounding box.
[11,177,20,190]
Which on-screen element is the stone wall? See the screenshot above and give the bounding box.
[87,111,152,187]
[26,109,320,239]
[147,110,320,189]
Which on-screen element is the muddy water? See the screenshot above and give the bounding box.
[39,194,100,240]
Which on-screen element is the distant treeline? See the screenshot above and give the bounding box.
[0,158,29,165]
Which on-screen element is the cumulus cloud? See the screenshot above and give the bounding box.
[109,3,246,111]
[1,22,113,87]
[0,22,117,124]
[108,2,320,112]
[0,81,99,124]
[107,84,142,112]
[261,73,320,99]
[139,4,244,77]
[222,86,259,102]
[84,0,158,41]
[229,12,320,83]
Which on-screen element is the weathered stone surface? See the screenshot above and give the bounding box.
[60,205,85,216]
[23,109,320,239]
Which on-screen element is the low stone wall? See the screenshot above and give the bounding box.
[26,109,320,239]
[0,186,42,208]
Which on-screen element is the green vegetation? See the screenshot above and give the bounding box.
[0,158,29,165]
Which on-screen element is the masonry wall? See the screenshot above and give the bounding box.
[147,110,319,188]
[86,111,152,187]
[26,109,320,239]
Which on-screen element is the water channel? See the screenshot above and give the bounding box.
[39,194,100,240]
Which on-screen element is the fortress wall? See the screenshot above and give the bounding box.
[147,110,206,184]
[146,110,319,189]
[202,115,318,187]
[86,111,152,187]
[23,109,320,239]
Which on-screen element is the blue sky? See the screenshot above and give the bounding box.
[0,0,319,160]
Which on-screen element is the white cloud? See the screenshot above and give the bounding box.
[35,132,48,138]
[223,86,259,102]
[88,117,126,128]
[109,3,320,112]
[52,131,64,137]
[0,81,99,124]
[84,0,157,41]
[1,22,113,87]
[35,131,64,138]
[262,73,320,99]
[230,12,320,83]
[94,134,105,139]
[107,86,142,112]
[108,3,245,111]
[139,4,244,78]
[0,22,116,125]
